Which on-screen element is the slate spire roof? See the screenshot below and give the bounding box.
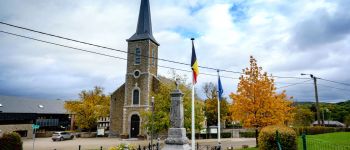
[127,0,159,45]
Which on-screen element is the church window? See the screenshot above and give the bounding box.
[135,48,141,64]
[133,89,140,105]
[133,70,140,78]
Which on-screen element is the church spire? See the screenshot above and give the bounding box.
[127,0,159,45]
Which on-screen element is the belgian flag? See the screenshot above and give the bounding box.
[191,38,199,84]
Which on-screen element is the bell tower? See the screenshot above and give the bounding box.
[122,0,159,138]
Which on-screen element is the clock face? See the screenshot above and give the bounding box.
[134,70,140,78]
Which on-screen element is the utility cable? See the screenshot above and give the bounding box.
[0,30,239,80]
[0,21,310,79]
[318,78,350,87]
[276,79,313,89]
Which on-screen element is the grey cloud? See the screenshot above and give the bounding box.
[1,0,349,103]
[292,3,350,49]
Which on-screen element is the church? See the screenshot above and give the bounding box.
[109,0,161,138]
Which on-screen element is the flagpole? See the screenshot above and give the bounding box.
[217,70,221,146]
[192,79,195,150]
[191,38,196,150]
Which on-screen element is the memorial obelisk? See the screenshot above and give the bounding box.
[163,81,191,150]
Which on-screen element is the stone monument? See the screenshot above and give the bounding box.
[163,80,191,150]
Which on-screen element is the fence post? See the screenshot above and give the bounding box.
[138,145,141,150]
[79,145,81,150]
[276,130,282,150]
[149,143,151,150]
[157,141,159,150]
[196,142,199,150]
[217,145,221,150]
[302,132,307,150]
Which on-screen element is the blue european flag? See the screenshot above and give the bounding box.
[218,75,224,100]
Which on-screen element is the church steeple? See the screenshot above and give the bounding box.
[127,0,159,46]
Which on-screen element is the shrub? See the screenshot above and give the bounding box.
[109,143,135,150]
[239,131,256,138]
[258,125,297,150]
[293,126,350,135]
[0,132,23,150]
[221,132,232,138]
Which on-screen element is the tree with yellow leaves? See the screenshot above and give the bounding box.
[230,56,294,129]
[65,86,110,131]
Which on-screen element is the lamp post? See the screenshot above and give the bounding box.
[301,73,321,126]
[151,97,155,150]
[325,108,330,126]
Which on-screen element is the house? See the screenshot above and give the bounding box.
[0,96,71,138]
[312,120,345,127]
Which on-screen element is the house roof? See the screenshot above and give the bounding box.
[312,120,345,127]
[0,95,68,114]
[127,0,159,45]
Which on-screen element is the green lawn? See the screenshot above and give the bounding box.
[304,132,350,145]
[237,132,350,150]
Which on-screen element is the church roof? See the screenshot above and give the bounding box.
[127,0,159,46]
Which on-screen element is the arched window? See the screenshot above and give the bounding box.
[135,48,141,64]
[133,89,140,105]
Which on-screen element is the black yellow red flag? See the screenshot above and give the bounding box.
[191,38,199,84]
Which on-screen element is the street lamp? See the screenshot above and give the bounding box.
[325,108,331,126]
[301,73,322,126]
[150,97,155,150]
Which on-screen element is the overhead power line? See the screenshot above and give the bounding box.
[0,30,239,80]
[0,21,309,80]
[0,21,241,74]
[276,79,313,89]
[2,29,349,92]
[318,84,350,93]
[318,78,350,87]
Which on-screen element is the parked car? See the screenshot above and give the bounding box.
[52,132,74,141]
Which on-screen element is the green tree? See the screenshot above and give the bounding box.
[293,106,314,127]
[65,86,110,131]
[202,82,230,126]
[141,76,205,135]
[344,114,350,127]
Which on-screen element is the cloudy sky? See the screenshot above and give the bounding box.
[0,0,350,102]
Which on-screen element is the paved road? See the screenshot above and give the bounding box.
[23,137,256,150]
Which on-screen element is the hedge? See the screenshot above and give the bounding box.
[0,132,23,150]
[293,126,350,135]
[239,131,256,138]
[258,125,297,150]
[186,132,232,139]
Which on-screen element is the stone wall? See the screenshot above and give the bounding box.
[122,40,158,136]
[109,39,159,138]
[109,84,125,137]
[0,124,32,138]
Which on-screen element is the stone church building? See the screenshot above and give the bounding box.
[109,0,161,138]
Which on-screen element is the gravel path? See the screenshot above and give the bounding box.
[23,137,256,150]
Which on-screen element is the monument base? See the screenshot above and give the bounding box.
[163,128,191,150]
[163,144,191,150]
[165,128,189,144]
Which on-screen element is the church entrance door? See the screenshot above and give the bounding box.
[130,114,140,138]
